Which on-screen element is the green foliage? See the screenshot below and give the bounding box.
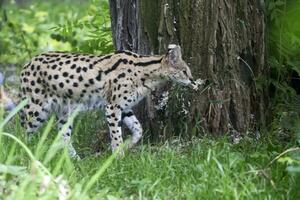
[51,0,113,54]
[266,0,300,103]
[0,0,113,64]
[266,0,300,178]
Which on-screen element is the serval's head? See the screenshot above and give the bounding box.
[162,44,198,90]
[0,73,15,111]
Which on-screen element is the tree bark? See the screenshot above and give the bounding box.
[109,0,268,139]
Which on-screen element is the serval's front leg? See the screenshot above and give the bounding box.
[105,104,124,155]
[122,110,143,148]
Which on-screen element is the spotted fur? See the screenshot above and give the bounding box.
[20,44,197,157]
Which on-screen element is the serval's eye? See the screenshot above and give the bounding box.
[183,70,188,76]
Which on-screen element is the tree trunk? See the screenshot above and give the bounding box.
[109,0,267,139]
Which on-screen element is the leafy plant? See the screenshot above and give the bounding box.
[267,0,300,103]
[266,0,300,176]
[0,0,113,64]
[51,0,113,54]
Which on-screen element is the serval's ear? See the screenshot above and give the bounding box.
[166,44,182,67]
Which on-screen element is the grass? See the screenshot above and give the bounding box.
[0,104,299,199]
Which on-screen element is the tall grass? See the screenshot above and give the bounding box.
[0,101,299,199]
[0,102,121,199]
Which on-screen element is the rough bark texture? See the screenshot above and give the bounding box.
[109,0,267,139]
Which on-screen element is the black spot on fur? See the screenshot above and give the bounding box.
[96,71,102,81]
[89,79,94,85]
[51,65,57,70]
[63,72,69,77]
[121,111,133,119]
[117,73,126,79]
[68,89,73,96]
[34,111,39,117]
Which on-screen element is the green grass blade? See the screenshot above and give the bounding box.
[0,99,28,130]
[82,140,129,195]
[43,108,79,164]
[34,116,55,159]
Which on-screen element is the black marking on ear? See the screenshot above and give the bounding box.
[134,58,163,67]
